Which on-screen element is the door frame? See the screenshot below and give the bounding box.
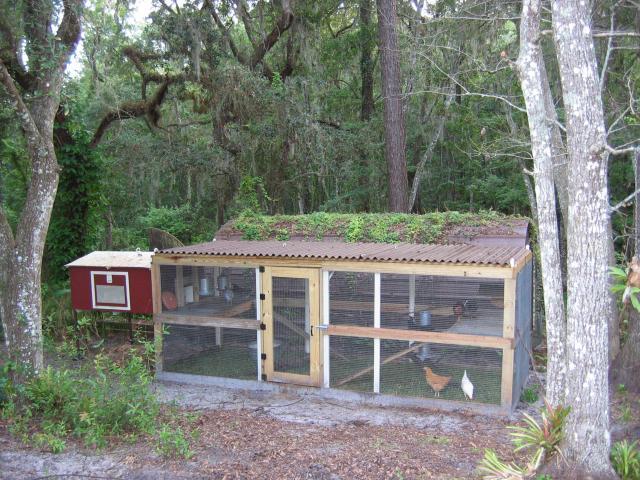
[261,266,321,386]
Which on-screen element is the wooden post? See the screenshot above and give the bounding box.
[409,274,416,321]
[501,278,517,408]
[72,308,83,359]
[304,282,311,354]
[192,267,200,302]
[256,267,262,381]
[127,312,134,344]
[374,273,381,393]
[175,266,185,307]
[322,270,330,388]
[214,267,222,343]
[151,260,163,373]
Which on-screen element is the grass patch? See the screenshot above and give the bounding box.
[329,354,502,405]
[164,344,258,380]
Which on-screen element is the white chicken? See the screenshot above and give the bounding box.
[461,370,474,400]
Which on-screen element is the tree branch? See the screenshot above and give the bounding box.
[0,18,34,90]
[249,1,294,68]
[207,0,247,64]
[0,60,43,145]
[90,79,173,147]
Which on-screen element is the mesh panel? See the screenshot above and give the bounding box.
[380,340,502,404]
[159,265,256,318]
[162,324,258,380]
[272,276,310,375]
[329,336,374,392]
[380,274,505,336]
[513,260,533,404]
[329,272,374,327]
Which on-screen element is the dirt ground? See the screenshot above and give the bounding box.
[1,359,638,480]
[0,379,528,480]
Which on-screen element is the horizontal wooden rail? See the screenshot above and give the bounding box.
[155,313,259,330]
[326,325,513,349]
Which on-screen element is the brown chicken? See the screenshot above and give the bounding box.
[424,367,451,397]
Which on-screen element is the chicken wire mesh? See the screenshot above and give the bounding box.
[328,272,374,327]
[379,274,505,336]
[380,340,503,404]
[513,260,533,404]
[329,336,374,392]
[272,276,310,376]
[159,265,256,318]
[162,324,258,380]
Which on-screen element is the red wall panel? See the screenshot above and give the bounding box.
[69,266,153,314]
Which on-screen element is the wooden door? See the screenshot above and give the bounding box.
[262,267,321,386]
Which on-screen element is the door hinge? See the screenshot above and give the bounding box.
[261,353,267,360]
[261,374,267,381]
[260,323,266,330]
[260,293,266,300]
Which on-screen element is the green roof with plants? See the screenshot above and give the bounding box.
[218,211,528,245]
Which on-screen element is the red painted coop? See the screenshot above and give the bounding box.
[66,251,154,314]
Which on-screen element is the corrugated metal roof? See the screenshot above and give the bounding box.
[159,240,528,267]
[66,251,153,269]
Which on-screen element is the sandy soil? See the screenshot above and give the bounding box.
[0,380,523,480]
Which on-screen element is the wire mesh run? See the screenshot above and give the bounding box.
[329,336,374,392]
[162,324,258,380]
[329,272,374,327]
[380,340,502,404]
[272,276,310,376]
[379,274,505,336]
[159,265,256,319]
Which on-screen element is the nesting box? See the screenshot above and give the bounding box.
[66,251,154,314]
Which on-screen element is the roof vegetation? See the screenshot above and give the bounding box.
[222,210,527,244]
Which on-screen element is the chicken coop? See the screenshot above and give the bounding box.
[152,232,533,413]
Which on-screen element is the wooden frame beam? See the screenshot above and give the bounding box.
[155,313,259,330]
[327,325,513,349]
[152,255,520,279]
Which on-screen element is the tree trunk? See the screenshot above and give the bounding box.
[516,0,566,407]
[615,308,640,392]
[551,0,615,475]
[409,83,455,212]
[359,0,375,122]
[376,0,408,212]
[0,0,82,379]
[635,149,640,256]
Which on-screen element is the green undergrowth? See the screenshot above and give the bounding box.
[0,354,196,458]
[229,210,525,244]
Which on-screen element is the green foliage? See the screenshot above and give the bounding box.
[520,387,539,404]
[478,403,569,479]
[1,355,158,451]
[155,424,194,459]
[230,211,523,244]
[611,440,640,480]
[509,404,570,456]
[610,264,640,312]
[229,176,271,218]
[138,205,216,245]
[45,102,106,283]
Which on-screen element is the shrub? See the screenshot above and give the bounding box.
[155,424,194,459]
[2,354,159,451]
[611,440,640,480]
[478,402,570,479]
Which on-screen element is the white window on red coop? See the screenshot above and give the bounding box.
[90,271,131,311]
